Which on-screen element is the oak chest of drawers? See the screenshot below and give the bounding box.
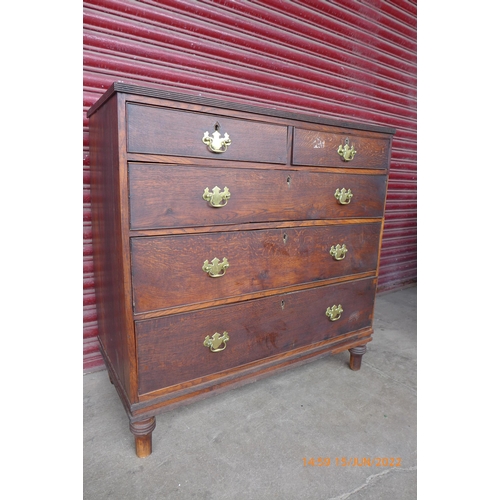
[87,82,395,457]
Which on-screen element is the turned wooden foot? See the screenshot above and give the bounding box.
[130,417,156,458]
[348,345,367,371]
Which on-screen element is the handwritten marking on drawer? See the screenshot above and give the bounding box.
[313,138,325,149]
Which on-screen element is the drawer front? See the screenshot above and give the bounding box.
[131,223,381,313]
[136,277,377,394]
[293,128,390,168]
[129,163,387,229]
[126,103,287,163]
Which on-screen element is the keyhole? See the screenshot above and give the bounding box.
[214,121,220,131]
[283,233,288,244]
[281,300,285,310]
[286,175,291,187]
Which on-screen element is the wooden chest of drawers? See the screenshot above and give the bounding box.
[87,83,395,457]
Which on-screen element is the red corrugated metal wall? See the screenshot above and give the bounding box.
[83,0,417,372]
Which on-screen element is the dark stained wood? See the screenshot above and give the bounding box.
[136,277,377,394]
[293,128,390,168]
[127,103,288,163]
[87,82,394,457]
[130,223,381,313]
[89,94,137,403]
[128,163,387,230]
[87,82,396,136]
[132,327,373,412]
[348,345,367,371]
[129,417,156,458]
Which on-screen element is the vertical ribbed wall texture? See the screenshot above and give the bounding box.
[83,0,417,371]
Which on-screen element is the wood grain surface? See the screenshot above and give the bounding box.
[126,103,288,163]
[130,223,381,313]
[293,127,390,168]
[128,163,387,229]
[136,277,377,394]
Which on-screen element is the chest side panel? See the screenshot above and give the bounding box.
[89,95,137,401]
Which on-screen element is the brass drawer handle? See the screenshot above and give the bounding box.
[202,257,229,277]
[203,186,231,207]
[326,304,343,321]
[334,188,353,205]
[204,331,229,352]
[337,138,356,161]
[330,244,348,260]
[202,122,231,153]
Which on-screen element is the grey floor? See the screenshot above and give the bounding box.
[84,285,417,500]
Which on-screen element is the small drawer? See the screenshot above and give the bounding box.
[128,163,387,230]
[292,127,390,168]
[136,277,376,394]
[130,223,381,313]
[126,103,288,164]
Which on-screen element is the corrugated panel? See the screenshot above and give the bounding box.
[83,0,417,371]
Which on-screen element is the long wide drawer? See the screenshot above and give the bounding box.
[136,277,377,394]
[126,104,288,163]
[128,163,387,230]
[130,223,381,313]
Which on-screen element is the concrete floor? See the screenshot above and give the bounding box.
[83,285,417,499]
